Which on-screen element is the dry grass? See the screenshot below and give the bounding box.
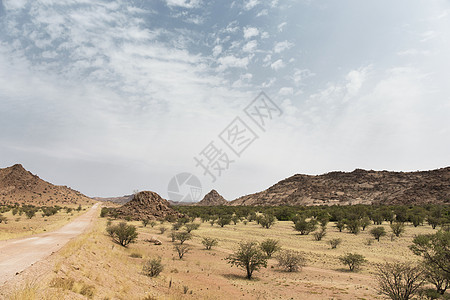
[5,217,440,299]
[0,205,90,241]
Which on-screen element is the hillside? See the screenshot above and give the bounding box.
[0,164,93,206]
[230,167,450,206]
[116,191,182,220]
[196,189,228,206]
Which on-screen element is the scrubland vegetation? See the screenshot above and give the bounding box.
[4,203,450,299]
[0,203,88,240]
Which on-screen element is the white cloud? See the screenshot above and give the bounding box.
[292,69,315,85]
[243,27,259,39]
[279,87,294,95]
[345,66,371,98]
[165,0,202,9]
[212,45,222,56]
[242,40,257,53]
[217,55,250,71]
[274,40,294,53]
[270,59,285,70]
[244,0,260,10]
[256,9,268,17]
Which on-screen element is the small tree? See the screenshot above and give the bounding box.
[175,231,192,244]
[345,219,361,235]
[185,223,200,233]
[231,215,240,225]
[276,250,306,272]
[410,230,450,279]
[370,227,387,242]
[159,226,167,234]
[174,244,190,259]
[107,222,138,247]
[360,217,371,231]
[143,257,164,277]
[226,241,268,279]
[339,253,366,271]
[259,239,281,258]
[329,238,342,249]
[293,218,317,235]
[202,237,218,250]
[391,222,405,237]
[217,215,231,227]
[375,262,425,300]
[336,220,345,232]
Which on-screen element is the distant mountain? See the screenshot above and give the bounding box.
[93,195,133,205]
[116,191,182,220]
[230,167,450,206]
[0,164,93,205]
[196,190,228,206]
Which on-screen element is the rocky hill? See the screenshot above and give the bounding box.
[93,195,133,205]
[0,164,93,205]
[196,190,228,206]
[230,167,450,206]
[116,191,182,220]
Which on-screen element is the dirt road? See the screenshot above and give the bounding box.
[0,203,100,285]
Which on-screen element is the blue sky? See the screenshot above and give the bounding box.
[0,0,449,200]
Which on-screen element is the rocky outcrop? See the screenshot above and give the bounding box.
[230,167,450,206]
[116,191,182,220]
[196,190,228,206]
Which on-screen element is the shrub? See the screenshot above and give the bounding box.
[329,238,342,249]
[313,228,326,241]
[259,213,276,229]
[143,257,164,277]
[142,219,150,227]
[345,219,361,235]
[159,226,167,234]
[106,222,138,247]
[390,222,405,237]
[276,250,306,272]
[293,218,317,235]
[202,237,218,250]
[226,241,268,279]
[339,253,366,271]
[174,244,190,259]
[370,227,387,241]
[172,222,183,231]
[375,262,425,300]
[175,231,192,244]
[259,239,281,258]
[79,283,95,298]
[130,252,142,258]
[185,223,200,233]
[25,209,36,219]
[0,214,7,224]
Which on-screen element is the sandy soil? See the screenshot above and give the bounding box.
[0,203,99,285]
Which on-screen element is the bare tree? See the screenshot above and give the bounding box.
[375,262,425,300]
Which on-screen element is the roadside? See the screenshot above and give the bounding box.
[0,203,100,286]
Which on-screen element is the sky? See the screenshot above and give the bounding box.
[0,0,449,201]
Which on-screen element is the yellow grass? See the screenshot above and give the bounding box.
[5,217,440,300]
[0,205,91,240]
